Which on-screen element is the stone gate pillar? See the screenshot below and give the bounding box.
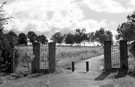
[48,42,56,73]
[31,42,40,73]
[104,41,112,71]
[120,40,128,72]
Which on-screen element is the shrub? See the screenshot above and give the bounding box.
[129,41,135,57]
[0,3,19,73]
[0,28,14,73]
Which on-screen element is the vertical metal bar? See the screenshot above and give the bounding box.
[115,52,117,67]
[72,62,75,72]
[111,44,113,68]
[114,51,115,66]
[116,51,119,68]
[86,61,89,72]
[12,48,15,73]
[112,46,115,68]
[116,52,117,67]
[113,52,115,67]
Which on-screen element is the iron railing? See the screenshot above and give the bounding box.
[111,46,120,68]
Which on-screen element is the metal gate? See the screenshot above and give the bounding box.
[111,45,120,69]
[32,42,56,73]
[104,41,128,72]
[40,45,49,69]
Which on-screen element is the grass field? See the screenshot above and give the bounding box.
[16,46,103,73]
[55,46,103,72]
[2,46,135,87]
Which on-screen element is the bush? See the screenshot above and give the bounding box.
[129,41,135,57]
[0,29,14,73]
[0,3,19,73]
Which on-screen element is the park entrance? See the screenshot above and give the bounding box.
[31,42,56,73]
[111,43,120,69]
[104,40,128,72]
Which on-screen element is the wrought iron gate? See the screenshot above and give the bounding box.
[40,46,49,69]
[111,45,120,69]
[104,41,128,72]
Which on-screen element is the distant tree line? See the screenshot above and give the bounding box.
[4,27,113,46]
[51,28,113,46]
[4,31,48,46]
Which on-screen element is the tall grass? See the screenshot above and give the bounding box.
[55,46,103,71]
[16,46,103,73]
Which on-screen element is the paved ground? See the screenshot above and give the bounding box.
[49,55,117,87]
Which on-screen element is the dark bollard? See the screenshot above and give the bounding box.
[72,62,75,72]
[86,61,89,72]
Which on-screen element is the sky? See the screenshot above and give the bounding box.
[1,0,135,38]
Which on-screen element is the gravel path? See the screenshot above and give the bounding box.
[49,55,116,87]
[2,55,135,87]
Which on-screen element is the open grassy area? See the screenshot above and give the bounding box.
[55,46,103,72]
[16,46,103,73]
[3,46,135,87]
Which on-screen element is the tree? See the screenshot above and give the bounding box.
[116,12,135,57]
[64,33,74,45]
[116,22,135,41]
[95,28,113,45]
[0,2,16,73]
[73,28,87,44]
[37,35,48,45]
[4,31,18,45]
[51,32,64,44]
[88,32,96,46]
[18,33,27,45]
[27,31,37,44]
[116,12,135,41]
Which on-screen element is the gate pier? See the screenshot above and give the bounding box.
[31,42,56,74]
[104,41,112,71]
[104,40,128,72]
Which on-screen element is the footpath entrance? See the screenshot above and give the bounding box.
[104,40,128,72]
[31,42,56,74]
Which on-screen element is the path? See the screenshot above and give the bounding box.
[49,55,115,87]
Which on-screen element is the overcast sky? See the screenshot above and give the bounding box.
[1,0,135,37]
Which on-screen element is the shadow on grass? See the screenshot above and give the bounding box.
[127,72,135,77]
[114,70,127,79]
[28,74,43,78]
[95,71,111,80]
[28,72,49,78]
[95,69,128,80]
[114,72,126,79]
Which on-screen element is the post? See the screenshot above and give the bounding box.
[12,49,15,73]
[48,42,56,73]
[31,42,40,73]
[119,40,128,72]
[72,62,75,72]
[104,41,112,71]
[9,43,14,73]
[86,61,89,72]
